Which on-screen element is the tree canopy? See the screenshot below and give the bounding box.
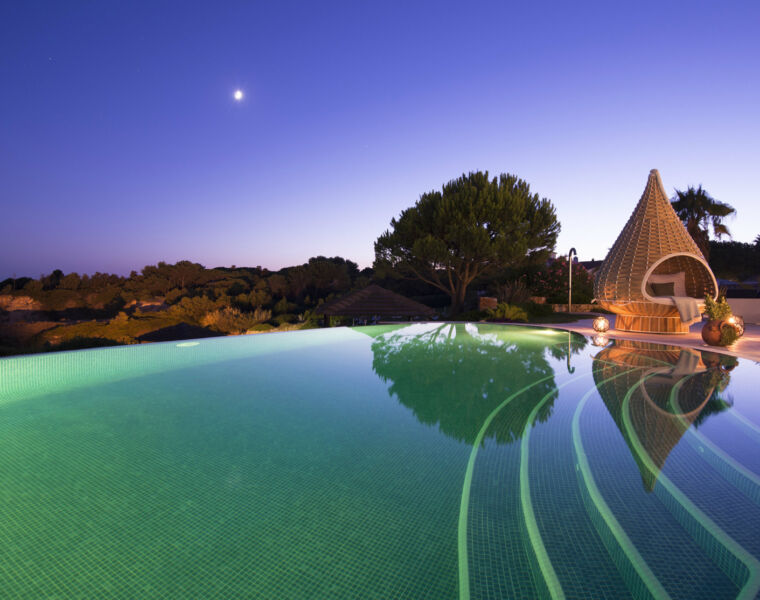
[670,185,735,259]
[374,171,560,313]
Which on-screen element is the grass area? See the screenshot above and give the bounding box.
[39,313,184,345]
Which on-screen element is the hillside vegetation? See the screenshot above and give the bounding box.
[0,258,368,355]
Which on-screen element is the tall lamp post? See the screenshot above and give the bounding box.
[568,248,577,314]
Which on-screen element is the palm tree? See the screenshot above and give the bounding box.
[671,185,735,259]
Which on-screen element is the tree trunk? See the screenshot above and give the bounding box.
[449,283,467,316]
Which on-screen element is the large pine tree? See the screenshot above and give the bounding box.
[374,171,559,314]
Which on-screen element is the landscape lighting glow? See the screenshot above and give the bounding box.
[592,316,610,333]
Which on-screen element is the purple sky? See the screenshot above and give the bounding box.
[2,1,759,279]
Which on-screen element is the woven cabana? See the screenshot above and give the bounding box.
[594,169,718,334]
[314,285,435,323]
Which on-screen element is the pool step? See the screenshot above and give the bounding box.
[580,364,755,599]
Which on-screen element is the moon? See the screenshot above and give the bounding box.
[233,89,244,101]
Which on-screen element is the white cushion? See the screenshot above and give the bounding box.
[647,271,686,297]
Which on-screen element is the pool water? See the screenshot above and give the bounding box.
[1,323,759,598]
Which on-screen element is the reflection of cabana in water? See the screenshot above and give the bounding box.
[592,340,718,491]
[594,170,718,334]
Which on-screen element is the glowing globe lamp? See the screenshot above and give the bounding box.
[725,315,745,338]
[592,315,610,333]
[591,334,609,347]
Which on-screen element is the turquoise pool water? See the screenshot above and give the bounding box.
[1,323,759,598]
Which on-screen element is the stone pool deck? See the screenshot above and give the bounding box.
[532,318,760,363]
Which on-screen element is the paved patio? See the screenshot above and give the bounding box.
[532,317,760,363]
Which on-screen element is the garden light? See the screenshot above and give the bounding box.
[592,315,610,333]
[725,315,745,338]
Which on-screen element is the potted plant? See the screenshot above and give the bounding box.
[701,295,739,347]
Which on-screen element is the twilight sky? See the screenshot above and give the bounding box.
[2,0,759,279]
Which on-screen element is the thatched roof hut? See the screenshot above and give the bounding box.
[594,169,718,333]
[315,285,435,321]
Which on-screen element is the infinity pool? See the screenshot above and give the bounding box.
[1,324,759,598]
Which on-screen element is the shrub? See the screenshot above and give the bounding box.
[496,279,531,305]
[486,303,528,322]
[719,325,738,346]
[201,307,260,334]
[23,280,44,293]
[271,313,297,326]
[164,288,186,304]
[252,307,272,323]
[528,258,593,304]
[704,295,732,321]
[110,311,129,325]
[169,296,219,324]
[273,297,296,315]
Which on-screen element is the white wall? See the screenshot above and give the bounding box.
[727,299,760,324]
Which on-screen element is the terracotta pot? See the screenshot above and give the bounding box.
[701,319,724,346]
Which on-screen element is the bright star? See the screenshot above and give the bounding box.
[233,89,244,101]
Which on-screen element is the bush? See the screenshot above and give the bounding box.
[704,295,732,321]
[110,311,129,325]
[486,303,528,322]
[252,307,272,323]
[297,309,314,323]
[165,288,186,304]
[528,258,594,304]
[169,296,219,324]
[201,307,260,334]
[23,280,44,293]
[496,279,531,305]
[719,325,738,346]
[273,297,297,315]
[271,313,297,326]
[36,289,83,311]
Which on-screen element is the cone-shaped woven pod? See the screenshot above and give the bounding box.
[594,169,718,333]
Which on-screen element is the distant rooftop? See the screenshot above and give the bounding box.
[315,285,435,318]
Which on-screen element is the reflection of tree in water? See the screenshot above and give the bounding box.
[368,323,581,445]
[592,340,732,491]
